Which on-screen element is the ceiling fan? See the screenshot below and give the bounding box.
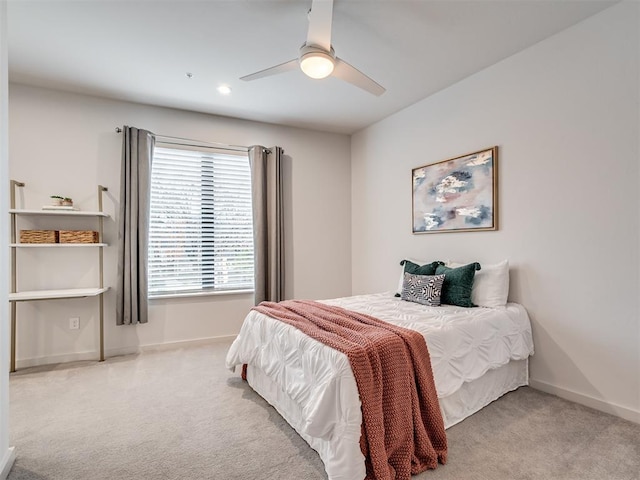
[240,0,385,96]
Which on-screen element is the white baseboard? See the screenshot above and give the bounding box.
[106,335,237,358]
[0,446,16,480]
[529,379,640,424]
[16,351,99,369]
[14,335,237,370]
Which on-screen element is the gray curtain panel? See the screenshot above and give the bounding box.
[249,145,284,305]
[116,126,155,325]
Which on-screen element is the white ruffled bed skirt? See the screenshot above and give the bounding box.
[246,359,529,480]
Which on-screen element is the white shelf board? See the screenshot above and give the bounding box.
[10,243,107,248]
[9,209,109,217]
[9,287,109,302]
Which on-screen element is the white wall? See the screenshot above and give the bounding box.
[352,2,639,422]
[8,85,352,367]
[0,1,16,478]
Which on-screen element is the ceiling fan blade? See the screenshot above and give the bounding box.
[240,59,298,81]
[306,0,333,50]
[333,57,386,96]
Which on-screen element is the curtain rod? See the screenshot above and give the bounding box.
[114,127,249,153]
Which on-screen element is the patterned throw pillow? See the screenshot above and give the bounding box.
[401,272,446,306]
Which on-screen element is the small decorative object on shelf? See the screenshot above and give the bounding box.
[45,195,77,211]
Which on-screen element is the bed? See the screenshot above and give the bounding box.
[226,260,533,480]
[226,288,534,480]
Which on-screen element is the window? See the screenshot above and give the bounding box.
[148,146,254,297]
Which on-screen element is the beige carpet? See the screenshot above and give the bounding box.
[7,341,640,480]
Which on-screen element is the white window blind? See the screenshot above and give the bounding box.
[148,146,254,297]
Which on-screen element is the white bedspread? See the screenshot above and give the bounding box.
[225,292,534,480]
[322,293,534,397]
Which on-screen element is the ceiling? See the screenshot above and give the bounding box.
[8,0,617,135]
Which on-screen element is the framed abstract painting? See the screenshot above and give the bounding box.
[412,146,498,234]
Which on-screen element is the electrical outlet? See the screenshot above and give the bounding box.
[69,317,80,330]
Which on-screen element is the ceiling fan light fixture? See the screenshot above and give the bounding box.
[240,0,385,95]
[300,50,335,79]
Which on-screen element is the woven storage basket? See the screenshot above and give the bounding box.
[59,230,99,244]
[20,230,59,244]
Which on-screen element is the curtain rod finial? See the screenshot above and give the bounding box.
[115,127,122,133]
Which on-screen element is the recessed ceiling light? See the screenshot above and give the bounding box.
[217,85,232,95]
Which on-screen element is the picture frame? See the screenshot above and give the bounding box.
[412,146,498,234]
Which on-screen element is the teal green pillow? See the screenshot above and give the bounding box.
[395,260,443,296]
[435,262,481,307]
[401,259,442,276]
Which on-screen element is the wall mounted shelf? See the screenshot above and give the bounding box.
[9,287,109,302]
[9,180,109,372]
[9,209,109,217]
[10,243,108,248]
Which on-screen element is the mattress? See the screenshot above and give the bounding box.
[226,292,534,480]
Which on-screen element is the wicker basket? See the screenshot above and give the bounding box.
[20,230,59,244]
[59,230,99,244]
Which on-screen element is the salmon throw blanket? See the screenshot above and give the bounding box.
[249,300,447,480]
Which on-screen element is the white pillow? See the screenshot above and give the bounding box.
[447,259,509,307]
